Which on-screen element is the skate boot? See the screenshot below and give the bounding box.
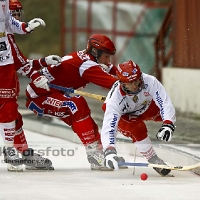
[3,146,24,172]
[86,141,111,171]
[86,142,127,170]
[22,148,54,170]
[148,155,171,176]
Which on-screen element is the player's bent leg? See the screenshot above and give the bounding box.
[134,137,171,176]
[118,115,171,176]
[60,96,106,170]
[72,116,107,170]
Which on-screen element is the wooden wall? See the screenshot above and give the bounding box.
[173,0,200,68]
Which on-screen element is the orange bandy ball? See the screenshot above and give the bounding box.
[140,173,148,181]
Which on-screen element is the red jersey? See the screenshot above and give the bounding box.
[27,50,118,98]
[7,34,49,97]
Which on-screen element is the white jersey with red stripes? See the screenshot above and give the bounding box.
[0,0,26,66]
[101,73,176,149]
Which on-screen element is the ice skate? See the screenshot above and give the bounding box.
[86,142,127,171]
[86,141,112,171]
[3,146,24,169]
[148,155,171,176]
[22,148,54,170]
[6,163,23,172]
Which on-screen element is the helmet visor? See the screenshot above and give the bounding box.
[120,77,144,95]
[11,9,24,21]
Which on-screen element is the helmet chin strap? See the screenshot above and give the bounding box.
[121,85,140,95]
[120,79,144,95]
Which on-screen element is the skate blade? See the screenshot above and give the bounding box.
[164,173,174,177]
[25,166,54,171]
[158,172,174,177]
[119,166,128,169]
[7,164,23,172]
[91,166,114,171]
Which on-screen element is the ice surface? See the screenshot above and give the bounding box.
[0,130,199,200]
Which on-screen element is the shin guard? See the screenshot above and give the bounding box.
[72,116,100,145]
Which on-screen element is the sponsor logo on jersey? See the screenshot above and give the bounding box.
[0,32,5,37]
[11,17,20,28]
[121,102,129,112]
[0,53,10,62]
[45,98,78,114]
[62,101,78,114]
[142,100,148,105]
[54,112,65,117]
[77,50,90,60]
[0,41,7,51]
[155,91,164,119]
[45,97,63,107]
[0,88,16,98]
[132,95,138,103]
[109,113,118,145]
[143,84,148,89]
[20,64,31,75]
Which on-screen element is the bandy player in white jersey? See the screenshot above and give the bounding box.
[0,0,53,169]
[101,60,176,176]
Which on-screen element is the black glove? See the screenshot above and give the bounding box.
[156,123,175,142]
[104,147,119,170]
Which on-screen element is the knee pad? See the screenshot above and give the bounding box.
[72,116,100,145]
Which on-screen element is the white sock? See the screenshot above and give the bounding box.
[134,137,156,160]
[0,121,15,147]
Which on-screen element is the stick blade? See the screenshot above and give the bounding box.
[119,162,200,171]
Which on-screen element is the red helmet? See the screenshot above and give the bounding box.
[86,34,116,58]
[116,60,142,83]
[9,0,24,21]
[116,60,144,94]
[9,0,22,11]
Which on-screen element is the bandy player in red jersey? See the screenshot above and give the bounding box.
[7,0,62,171]
[0,0,61,171]
[101,60,176,176]
[25,34,127,170]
